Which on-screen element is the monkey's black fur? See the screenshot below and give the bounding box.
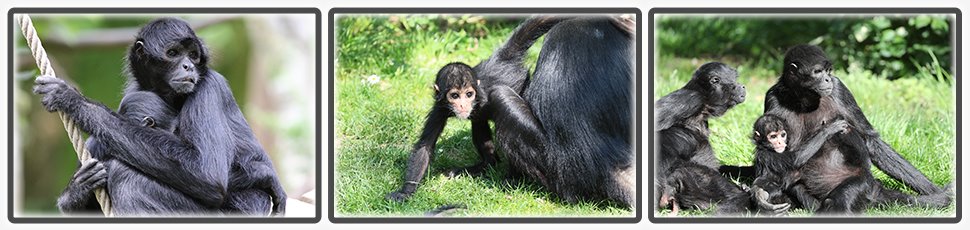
[389,16,636,208]
[387,16,571,203]
[750,114,846,210]
[39,17,285,216]
[654,62,768,214]
[727,44,951,214]
[490,17,635,207]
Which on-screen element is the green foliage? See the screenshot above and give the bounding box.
[336,15,521,81]
[335,15,628,216]
[656,15,953,81]
[654,57,956,217]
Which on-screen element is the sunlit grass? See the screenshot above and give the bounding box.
[334,15,631,217]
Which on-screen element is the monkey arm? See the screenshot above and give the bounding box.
[471,117,497,168]
[34,74,232,208]
[791,120,845,166]
[386,104,451,202]
[655,89,704,131]
[831,79,943,195]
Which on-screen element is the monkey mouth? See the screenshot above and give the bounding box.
[170,77,197,93]
[773,146,786,153]
[815,87,833,96]
[172,77,197,84]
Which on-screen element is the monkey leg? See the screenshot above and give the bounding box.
[488,85,549,188]
[446,118,498,177]
[817,176,870,215]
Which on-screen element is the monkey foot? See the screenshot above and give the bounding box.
[753,187,790,215]
[385,191,412,202]
[445,164,489,178]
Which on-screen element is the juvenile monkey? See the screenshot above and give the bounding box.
[386,16,572,202]
[751,114,848,210]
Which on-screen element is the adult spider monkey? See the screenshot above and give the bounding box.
[40,17,285,216]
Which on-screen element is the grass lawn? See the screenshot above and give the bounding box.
[653,56,957,217]
[334,15,632,217]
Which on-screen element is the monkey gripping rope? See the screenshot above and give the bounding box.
[18,14,112,216]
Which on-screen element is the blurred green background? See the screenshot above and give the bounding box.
[335,15,632,217]
[654,15,956,216]
[12,15,317,215]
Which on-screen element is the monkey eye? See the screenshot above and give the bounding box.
[166,49,179,57]
[709,77,719,85]
[813,69,823,74]
[780,132,787,138]
[769,134,777,139]
[189,51,199,59]
[466,92,474,98]
[450,93,459,99]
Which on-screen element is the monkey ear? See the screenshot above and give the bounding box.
[754,131,761,137]
[433,84,439,92]
[789,62,798,69]
[133,40,145,55]
[477,80,481,86]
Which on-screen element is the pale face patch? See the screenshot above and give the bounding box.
[767,130,788,153]
[447,86,476,119]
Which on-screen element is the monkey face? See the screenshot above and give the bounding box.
[689,62,746,117]
[783,45,835,96]
[129,18,209,95]
[447,86,477,119]
[766,130,787,153]
[162,42,204,94]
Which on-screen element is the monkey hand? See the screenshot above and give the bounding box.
[33,75,84,113]
[269,183,287,216]
[386,180,420,202]
[385,190,413,202]
[71,158,107,193]
[825,119,850,135]
[57,158,107,213]
[751,186,790,216]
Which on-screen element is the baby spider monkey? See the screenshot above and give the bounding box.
[386,16,572,202]
[751,114,848,211]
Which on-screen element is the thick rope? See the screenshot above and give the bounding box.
[18,14,112,216]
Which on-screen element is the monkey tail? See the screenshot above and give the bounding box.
[495,16,572,62]
[424,204,468,217]
[873,183,952,209]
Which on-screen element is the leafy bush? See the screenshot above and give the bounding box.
[656,15,952,82]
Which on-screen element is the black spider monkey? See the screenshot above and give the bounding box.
[386,16,570,202]
[727,45,952,214]
[41,17,286,216]
[750,114,847,210]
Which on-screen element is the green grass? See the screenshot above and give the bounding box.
[653,56,957,217]
[334,15,631,217]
